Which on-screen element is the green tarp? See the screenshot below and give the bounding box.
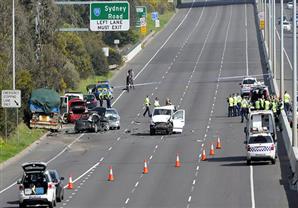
[30,88,60,113]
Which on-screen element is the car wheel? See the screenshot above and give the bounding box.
[246,159,251,165]
[19,202,26,208]
[104,123,109,131]
[150,129,155,135]
[117,126,120,130]
[48,201,54,208]
[271,159,276,165]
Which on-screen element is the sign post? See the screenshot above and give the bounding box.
[90,1,130,31]
[136,6,147,28]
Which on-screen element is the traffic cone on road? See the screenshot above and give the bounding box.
[210,143,215,156]
[143,160,149,174]
[216,137,222,149]
[67,175,73,189]
[201,149,207,161]
[175,153,181,168]
[108,166,114,181]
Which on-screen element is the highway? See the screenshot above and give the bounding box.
[1,0,298,207]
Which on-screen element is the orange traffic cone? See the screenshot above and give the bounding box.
[210,143,215,155]
[67,175,73,189]
[201,149,207,161]
[108,166,114,181]
[143,160,149,174]
[216,137,222,149]
[175,153,181,168]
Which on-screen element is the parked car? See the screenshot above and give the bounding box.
[84,94,98,110]
[287,1,293,9]
[17,162,57,208]
[48,170,64,202]
[246,132,276,165]
[105,108,121,129]
[283,21,292,32]
[278,16,287,25]
[67,98,88,123]
[74,112,109,133]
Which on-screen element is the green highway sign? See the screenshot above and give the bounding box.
[90,1,130,31]
[136,6,147,28]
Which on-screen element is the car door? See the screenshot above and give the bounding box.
[172,109,185,132]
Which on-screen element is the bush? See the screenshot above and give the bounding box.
[108,48,122,66]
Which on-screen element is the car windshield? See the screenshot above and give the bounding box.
[97,84,110,89]
[243,79,256,84]
[249,135,272,144]
[106,109,117,116]
[153,109,171,116]
[84,95,95,101]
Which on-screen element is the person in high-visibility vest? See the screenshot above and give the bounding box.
[260,95,265,110]
[106,91,113,108]
[264,99,270,110]
[227,95,234,117]
[284,91,291,114]
[143,95,151,117]
[154,97,160,107]
[241,97,249,123]
[98,91,104,107]
[255,98,261,110]
[236,93,242,116]
[233,94,238,116]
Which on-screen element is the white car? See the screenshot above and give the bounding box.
[283,21,292,32]
[246,133,276,165]
[150,105,185,135]
[240,77,257,96]
[18,162,57,208]
[287,1,293,9]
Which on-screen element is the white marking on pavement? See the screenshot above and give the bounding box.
[135,182,139,187]
[100,157,104,162]
[125,198,130,204]
[188,196,192,202]
[196,166,199,171]
[193,180,196,185]
[149,155,153,160]
[108,147,112,151]
[250,166,255,208]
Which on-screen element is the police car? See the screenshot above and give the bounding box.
[246,130,276,165]
[96,81,113,100]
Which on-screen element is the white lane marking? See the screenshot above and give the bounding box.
[117,137,121,141]
[188,196,192,202]
[66,199,70,202]
[0,133,84,194]
[193,180,196,185]
[135,181,139,187]
[155,145,158,149]
[108,147,112,151]
[149,155,153,160]
[250,166,255,208]
[63,162,99,189]
[275,20,293,70]
[125,198,130,204]
[69,196,72,199]
[245,3,249,76]
[100,157,104,162]
[63,203,67,206]
[131,188,135,193]
[72,192,76,195]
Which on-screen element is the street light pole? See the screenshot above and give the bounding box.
[273,0,276,78]
[269,0,272,68]
[293,0,297,147]
[12,0,15,90]
[280,0,284,99]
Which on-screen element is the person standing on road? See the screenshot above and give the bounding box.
[227,94,234,117]
[165,97,172,106]
[240,97,249,123]
[143,95,151,117]
[236,93,242,116]
[154,97,160,107]
[233,93,238,116]
[284,91,291,114]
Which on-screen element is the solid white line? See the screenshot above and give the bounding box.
[100,157,104,162]
[275,26,293,70]
[250,166,255,208]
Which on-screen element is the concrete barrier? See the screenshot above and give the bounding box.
[253,0,298,191]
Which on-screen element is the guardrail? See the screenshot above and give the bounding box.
[253,0,298,191]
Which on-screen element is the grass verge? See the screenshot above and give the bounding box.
[0,123,46,163]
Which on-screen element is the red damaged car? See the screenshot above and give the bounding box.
[67,98,88,123]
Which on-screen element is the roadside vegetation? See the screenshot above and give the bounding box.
[0,0,176,162]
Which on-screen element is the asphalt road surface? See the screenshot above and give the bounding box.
[1,1,298,208]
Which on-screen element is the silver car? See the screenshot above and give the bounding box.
[105,108,120,129]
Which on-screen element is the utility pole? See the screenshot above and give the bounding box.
[280,0,284,99]
[269,0,272,70]
[293,0,297,147]
[12,0,15,90]
[273,0,276,78]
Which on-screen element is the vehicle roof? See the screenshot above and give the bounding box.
[249,110,274,115]
[153,105,175,110]
[243,77,257,80]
